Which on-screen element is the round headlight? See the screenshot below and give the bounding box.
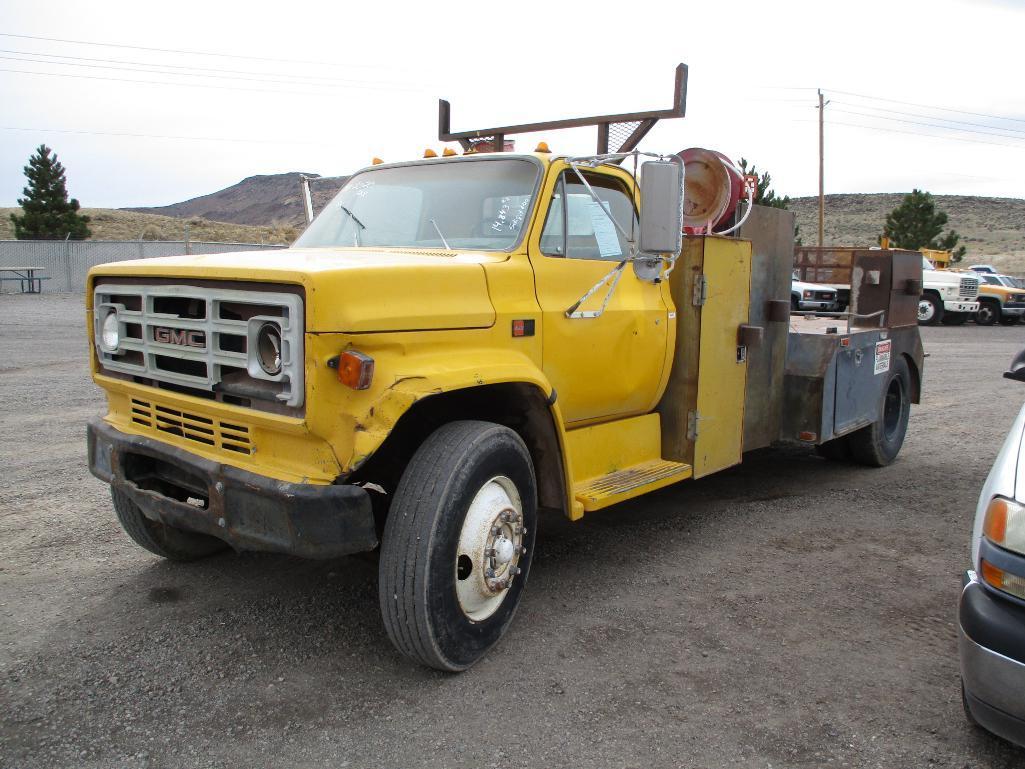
[256,322,282,376]
[100,310,120,351]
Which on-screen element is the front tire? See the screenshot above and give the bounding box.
[848,357,911,467]
[111,487,227,561]
[918,294,943,325]
[975,300,999,326]
[378,421,537,671]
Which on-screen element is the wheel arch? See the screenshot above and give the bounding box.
[349,382,569,519]
[902,352,922,404]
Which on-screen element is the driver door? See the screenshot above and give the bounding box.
[527,164,671,425]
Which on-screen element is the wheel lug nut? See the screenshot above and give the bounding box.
[485,568,495,578]
[490,525,501,536]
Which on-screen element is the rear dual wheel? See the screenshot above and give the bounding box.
[378,421,537,672]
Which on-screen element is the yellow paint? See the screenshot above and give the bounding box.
[692,237,752,478]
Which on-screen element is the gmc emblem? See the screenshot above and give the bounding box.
[153,327,205,348]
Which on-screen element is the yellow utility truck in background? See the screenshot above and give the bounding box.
[87,66,924,671]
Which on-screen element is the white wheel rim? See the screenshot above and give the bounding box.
[455,476,525,622]
[918,300,933,321]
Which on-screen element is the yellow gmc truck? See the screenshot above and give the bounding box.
[87,66,924,670]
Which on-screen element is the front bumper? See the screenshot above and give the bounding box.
[1002,303,1025,317]
[944,300,980,313]
[88,418,377,559]
[797,300,839,312]
[959,575,1025,748]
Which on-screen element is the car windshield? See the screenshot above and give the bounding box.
[998,276,1019,288]
[293,158,539,251]
[982,275,1001,285]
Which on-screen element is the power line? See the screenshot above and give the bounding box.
[0,48,417,89]
[0,125,326,146]
[827,88,1025,126]
[831,100,1025,136]
[0,53,419,91]
[0,32,410,74]
[0,67,401,98]
[805,117,1025,150]
[832,108,1025,142]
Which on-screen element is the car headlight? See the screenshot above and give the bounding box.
[100,310,120,352]
[803,290,813,299]
[255,322,282,376]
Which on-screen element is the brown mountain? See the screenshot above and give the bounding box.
[126,172,347,227]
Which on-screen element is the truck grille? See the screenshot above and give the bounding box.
[130,397,254,455]
[93,283,304,409]
[959,277,980,299]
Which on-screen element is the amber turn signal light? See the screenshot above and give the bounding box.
[329,350,374,390]
[442,147,457,157]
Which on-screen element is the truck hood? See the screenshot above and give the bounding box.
[925,270,971,287]
[89,247,499,333]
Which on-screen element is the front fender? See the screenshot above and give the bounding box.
[305,331,558,474]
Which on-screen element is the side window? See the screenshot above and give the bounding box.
[540,171,637,260]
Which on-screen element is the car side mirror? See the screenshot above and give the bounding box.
[1005,348,1025,382]
[639,159,683,258]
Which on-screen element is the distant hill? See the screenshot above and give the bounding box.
[126,172,347,227]
[790,194,1025,274]
[0,208,297,244]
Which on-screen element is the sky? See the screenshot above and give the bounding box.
[2,0,1024,209]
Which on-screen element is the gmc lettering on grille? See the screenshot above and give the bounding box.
[153,327,205,348]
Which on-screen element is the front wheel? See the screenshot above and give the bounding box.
[917,294,943,325]
[975,301,999,326]
[848,356,911,467]
[378,421,537,671]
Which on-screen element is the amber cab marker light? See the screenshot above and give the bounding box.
[535,141,551,153]
[442,147,457,157]
[330,350,375,390]
[372,157,385,165]
[423,148,438,158]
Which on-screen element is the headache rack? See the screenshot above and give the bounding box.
[439,64,688,154]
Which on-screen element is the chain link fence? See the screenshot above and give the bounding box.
[0,240,287,293]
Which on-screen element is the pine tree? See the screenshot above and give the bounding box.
[737,158,800,243]
[883,189,966,261]
[10,145,91,240]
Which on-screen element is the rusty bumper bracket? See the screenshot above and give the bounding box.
[88,418,377,559]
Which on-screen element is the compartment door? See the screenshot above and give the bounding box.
[693,239,752,478]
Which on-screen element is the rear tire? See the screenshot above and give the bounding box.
[378,421,537,672]
[848,357,911,467]
[111,487,227,561]
[917,294,943,326]
[975,300,999,326]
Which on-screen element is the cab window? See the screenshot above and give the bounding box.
[539,171,637,260]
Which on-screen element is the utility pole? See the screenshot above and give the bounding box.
[818,89,825,248]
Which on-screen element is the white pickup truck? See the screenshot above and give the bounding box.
[918,257,980,326]
[791,272,840,312]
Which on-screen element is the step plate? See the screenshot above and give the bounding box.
[574,460,693,512]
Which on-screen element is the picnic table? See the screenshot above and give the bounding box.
[0,266,48,294]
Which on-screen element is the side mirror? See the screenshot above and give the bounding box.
[1005,348,1025,382]
[639,159,683,257]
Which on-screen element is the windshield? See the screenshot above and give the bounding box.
[294,158,539,251]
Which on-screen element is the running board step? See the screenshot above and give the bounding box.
[574,459,693,513]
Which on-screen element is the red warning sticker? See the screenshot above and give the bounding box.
[874,339,892,375]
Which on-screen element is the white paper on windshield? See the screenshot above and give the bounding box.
[587,200,622,258]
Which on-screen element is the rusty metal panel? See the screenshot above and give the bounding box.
[738,205,794,451]
[849,251,892,328]
[889,250,923,327]
[781,333,838,443]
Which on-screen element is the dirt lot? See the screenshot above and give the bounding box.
[2,293,1024,769]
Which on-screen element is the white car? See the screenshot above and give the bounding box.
[791,272,839,312]
[959,348,1025,747]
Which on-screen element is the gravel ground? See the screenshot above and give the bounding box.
[2,292,1024,769]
